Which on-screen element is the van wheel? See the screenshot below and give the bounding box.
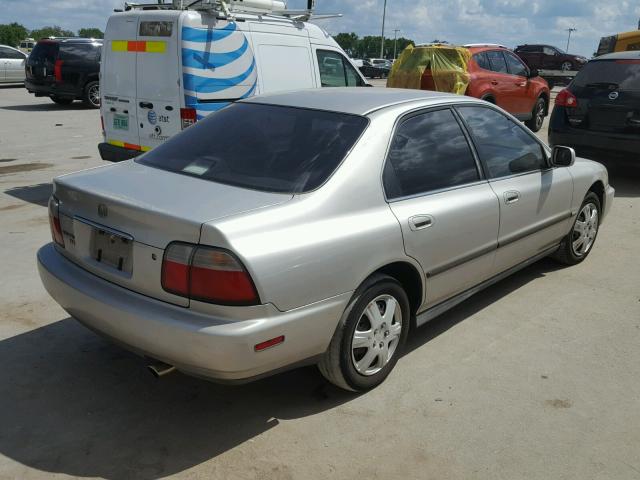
[525,97,546,132]
[51,96,73,105]
[83,81,100,109]
[318,274,410,392]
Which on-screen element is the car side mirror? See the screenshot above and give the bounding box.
[528,68,539,78]
[551,146,575,167]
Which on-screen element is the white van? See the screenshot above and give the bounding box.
[99,2,368,161]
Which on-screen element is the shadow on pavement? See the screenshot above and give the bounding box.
[0,318,356,479]
[0,102,88,112]
[0,84,25,89]
[5,183,52,207]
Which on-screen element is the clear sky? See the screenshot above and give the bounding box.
[4,0,639,57]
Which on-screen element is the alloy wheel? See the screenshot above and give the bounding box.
[561,61,572,71]
[351,294,403,376]
[535,101,545,130]
[88,84,100,107]
[571,202,599,257]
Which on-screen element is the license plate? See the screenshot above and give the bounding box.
[90,227,133,273]
[113,114,129,131]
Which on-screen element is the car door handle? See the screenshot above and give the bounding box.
[516,82,527,87]
[504,191,520,204]
[139,101,153,109]
[408,215,434,231]
[491,80,498,85]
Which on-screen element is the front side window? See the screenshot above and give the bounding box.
[138,103,368,194]
[474,52,491,70]
[0,47,23,59]
[486,50,508,73]
[457,106,546,178]
[317,50,364,87]
[504,52,528,76]
[383,109,480,200]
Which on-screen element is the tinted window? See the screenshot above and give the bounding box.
[138,103,368,194]
[30,42,59,63]
[317,50,364,87]
[457,106,545,178]
[60,43,99,62]
[504,52,528,76]
[486,50,508,73]
[518,45,541,53]
[474,52,491,70]
[383,109,480,199]
[573,59,640,91]
[0,47,24,59]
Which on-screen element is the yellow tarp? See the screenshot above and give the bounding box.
[388,44,472,95]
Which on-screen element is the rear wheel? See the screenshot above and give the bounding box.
[525,97,546,132]
[552,192,601,265]
[82,81,100,109]
[318,274,410,391]
[561,61,573,72]
[50,96,73,105]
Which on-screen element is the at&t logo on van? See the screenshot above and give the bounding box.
[147,110,157,125]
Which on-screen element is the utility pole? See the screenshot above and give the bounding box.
[393,28,400,60]
[380,0,387,58]
[566,27,577,52]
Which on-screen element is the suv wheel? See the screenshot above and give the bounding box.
[525,97,546,132]
[318,274,410,391]
[561,61,573,72]
[51,96,73,105]
[83,81,100,109]
[552,192,601,265]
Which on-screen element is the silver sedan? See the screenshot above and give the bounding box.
[38,88,614,391]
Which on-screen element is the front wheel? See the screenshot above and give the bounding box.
[82,81,100,108]
[561,61,573,72]
[525,97,546,132]
[552,192,601,265]
[318,274,410,391]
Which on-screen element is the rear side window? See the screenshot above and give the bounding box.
[473,52,490,70]
[486,50,508,73]
[457,106,545,178]
[138,103,368,194]
[572,59,640,91]
[317,50,364,87]
[30,42,59,63]
[60,43,99,62]
[383,109,480,200]
[504,52,528,76]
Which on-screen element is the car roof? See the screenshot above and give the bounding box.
[240,88,464,116]
[37,38,103,44]
[594,51,640,61]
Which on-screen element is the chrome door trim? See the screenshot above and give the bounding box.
[416,244,560,327]
[426,242,498,278]
[498,210,572,248]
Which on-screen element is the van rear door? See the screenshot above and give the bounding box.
[102,13,142,152]
[135,13,182,151]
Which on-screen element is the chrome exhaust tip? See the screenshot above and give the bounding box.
[147,360,176,378]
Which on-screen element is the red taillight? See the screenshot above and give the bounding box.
[161,243,259,305]
[54,59,63,83]
[48,196,64,247]
[180,108,197,130]
[555,88,578,108]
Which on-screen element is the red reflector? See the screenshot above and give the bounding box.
[254,336,285,352]
[180,108,197,130]
[48,196,64,247]
[54,59,63,83]
[128,41,146,52]
[555,88,578,108]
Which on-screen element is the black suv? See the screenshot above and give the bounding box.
[25,38,102,108]
[515,44,587,72]
[548,51,640,157]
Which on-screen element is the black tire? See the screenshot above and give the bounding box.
[552,192,601,265]
[82,80,100,108]
[318,274,410,392]
[481,95,496,104]
[525,96,546,132]
[50,96,73,105]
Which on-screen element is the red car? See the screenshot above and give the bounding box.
[464,44,550,132]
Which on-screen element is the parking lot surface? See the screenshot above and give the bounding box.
[1,84,639,480]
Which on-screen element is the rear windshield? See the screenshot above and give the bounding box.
[30,42,59,62]
[573,59,640,91]
[137,103,368,194]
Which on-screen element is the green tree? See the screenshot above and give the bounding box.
[30,25,75,40]
[0,22,29,47]
[333,32,358,57]
[78,27,104,39]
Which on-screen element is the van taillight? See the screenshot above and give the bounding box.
[54,59,63,83]
[48,196,64,247]
[555,89,578,108]
[162,243,259,305]
[180,108,197,130]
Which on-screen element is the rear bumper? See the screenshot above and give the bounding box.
[98,142,143,162]
[24,79,78,98]
[37,244,349,382]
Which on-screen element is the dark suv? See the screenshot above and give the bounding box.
[515,44,587,72]
[25,38,102,108]
[548,51,640,157]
